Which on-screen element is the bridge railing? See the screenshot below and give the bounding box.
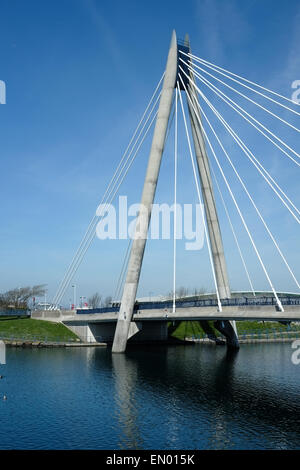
[0,309,31,317]
[76,296,300,315]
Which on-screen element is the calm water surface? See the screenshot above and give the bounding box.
[0,343,299,449]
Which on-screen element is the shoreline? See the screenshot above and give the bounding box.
[3,340,107,348]
[2,335,299,348]
[187,336,299,345]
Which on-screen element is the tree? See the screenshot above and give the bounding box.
[104,296,112,307]
[0,285,47,309]
[176,286,189,299]
[166,286,206,301]
[88,293,102,308]
[193,287,206,297]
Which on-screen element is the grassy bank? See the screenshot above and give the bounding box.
[0,318,79,342]
[1,317,299,344]
[169,320,300,341]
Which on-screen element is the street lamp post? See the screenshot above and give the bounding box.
[72,285,76,309]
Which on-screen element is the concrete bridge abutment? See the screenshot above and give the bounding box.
[65,320,168,345]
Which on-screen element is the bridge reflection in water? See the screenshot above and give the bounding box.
[106,343,300,449]
[1,344,299,449]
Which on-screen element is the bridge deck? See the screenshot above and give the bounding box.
[63,304,300,324]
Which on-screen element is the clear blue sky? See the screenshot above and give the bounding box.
[0,0,299,305]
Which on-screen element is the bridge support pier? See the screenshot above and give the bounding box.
[112,31,178,353]
[112,31,239,353]
[66,320,168,344]
[199,320,225,345]
[185,35,239,350]
[214,321,240,349]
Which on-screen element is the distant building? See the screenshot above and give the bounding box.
[34,301,52,310]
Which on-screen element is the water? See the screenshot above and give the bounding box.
[0,343,299,449]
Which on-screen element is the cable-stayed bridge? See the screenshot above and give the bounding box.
[42,31,300,352]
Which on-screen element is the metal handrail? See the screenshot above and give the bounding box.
[76,296,300,315]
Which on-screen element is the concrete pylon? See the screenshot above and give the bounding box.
[112,31,178,353]
[184,34,239,349]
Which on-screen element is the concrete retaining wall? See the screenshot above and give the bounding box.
[31,310,74,322]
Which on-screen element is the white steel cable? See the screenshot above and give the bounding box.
[179,73,285,310]
[53,110,159,307]
[192,67,300,168]
[187,70,300,222]
[55,96,177,308]
[181,58,300,134]
[114,98,175,306]
[172,88,178,314]
[52,75,164,306]
[115,242,132,301]
[179,51,300,117]
[183,73,300,292]
[179,58,300,168]
[114,101,177,309]
[52,76,164,307]
[52,91,162,306]
[179,64,300,223]
[114,239,132,302]
[211,166,256,297]
[184,52,300,107]
[115,99,177,310]
[177,82,223,312]
[56,110,158,306]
